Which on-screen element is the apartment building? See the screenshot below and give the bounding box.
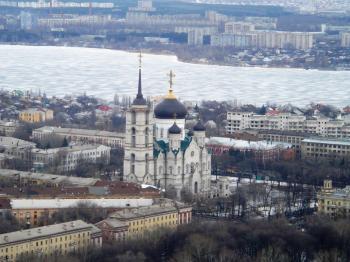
[0,121,19,137]
[301,137,350,159]
[224,21,255,34]
[106,201,192,239]
[19,108,53,123]
[95,219,128,243]
[0,136,35,166]
[31,144,111,172]
[226,112,350,138]
[206,136,294,161]
[213,27,314,50]
[340,32,350,48]
[33,126,124,148]
[318,180,350,218]
[0,220,101,262]
[0,169,99,187]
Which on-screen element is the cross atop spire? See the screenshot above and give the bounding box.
[168,70,175,89]
[138,50,142,69]
[165,70,176,99]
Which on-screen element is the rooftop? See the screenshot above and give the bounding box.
[31,144,110,154]
[10,198,154,209]
[34,126,124,138]
[0,169,99,187]
[207,137,292,150]
[302,137,350,146]
[0,220,91,246]
[109,204,178,220]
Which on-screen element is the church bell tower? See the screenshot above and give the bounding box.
[123,52,154,185]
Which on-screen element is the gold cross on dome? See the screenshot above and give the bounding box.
[138,51,142,68]
[168,70,175,89]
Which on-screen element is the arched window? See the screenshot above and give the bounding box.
[169,166,173,175]
[131,128,136,147]
[145,153,149,174]
[145,112,149,124]
[178,166,181,175]
[131,111,136,124]
[194,181,198,194]
[130,154,135,174]
[160,128,164,138]
[159,166,163,175]
[145,128,149,146]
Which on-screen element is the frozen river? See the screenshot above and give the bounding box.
[0,45,349,106]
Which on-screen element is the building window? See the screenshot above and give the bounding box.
[131,128,136,147]
[131,111,136,124]
[131,154,135,174]
[145,128,149,146]
[145,154,149,174]
[194,181,198,194]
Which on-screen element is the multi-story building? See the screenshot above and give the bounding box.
[211,33,254,48]
[10,198,154,226]
[224,22,255,34]
[0,169,99,187]
[212,29,314,50]
[31,144,111,172]
[38,14,112,28]
[301,137,350,159]
[106,201,192,239]
[0,220,101,262]
[206,136,294,161]
[340,32,350,48]
[175,26,217,45]
[0,137,35,166]
[226,111,350,139]
[33,126,124,148]
[0,120,19,137]
[318,180,350,218]
[95,219,128,243]
[19,108,53,123]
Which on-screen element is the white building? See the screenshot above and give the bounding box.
[226,111,350,138]
[0,136,35,164]
[33,126,124,148]
[31,144,110,172]
[123,66,211,197]
[340,32,350,47]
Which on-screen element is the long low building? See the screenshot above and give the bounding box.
[0,169,99,187]
[33,126,124,148]
[206,136,294,161]
[301,137,350,159]
[0,220,101,262]
[97,200,192,241]
[31,144,111,172]
[11,198,154,226]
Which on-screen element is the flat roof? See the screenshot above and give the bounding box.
[10,198,154,209]
[109,204,180,220]
[207,137,292,150]
[0,169,99,187]
[0,220,91,246]
[302,138,350,146]
[34,126,124,138]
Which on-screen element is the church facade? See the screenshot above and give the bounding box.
[123,66,211,197]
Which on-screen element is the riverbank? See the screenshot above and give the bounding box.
[1,41,347,72]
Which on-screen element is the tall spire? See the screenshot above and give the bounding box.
[133,51,147,105]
